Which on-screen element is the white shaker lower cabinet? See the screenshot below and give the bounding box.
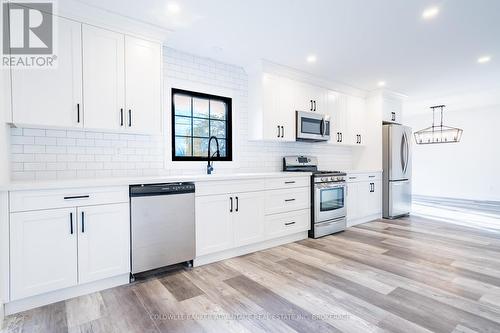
[77,203,130,284]
[196,192,265,256]
[8,187,130,303]
[233,192,265,246]
[346,173,382,227]
[195,176,310,265]
[195,194,234,256]
[10,208,78,301]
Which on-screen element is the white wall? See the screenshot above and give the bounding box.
[406,104,500,201]
[9,47,354,181]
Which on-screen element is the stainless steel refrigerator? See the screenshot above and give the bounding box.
[382,124,412,218]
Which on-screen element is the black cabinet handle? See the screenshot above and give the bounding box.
[235,196,239,212]
[284,181,296,184]
[285,198,296,202]
[313,100,316,111]
[310,100,313,111]
[70,212,73,235]
[128,109,132,127]
[285,221,296,226]
[81,211,85,233]
[340,133,343,143]
[230,197,233,212]
[120,108,124,126]
[359,135,362,144]
[77,104,80,123]
[277,125,280,138]
[64,195,90,200]
[281,126,284,138]
[391,112,396,121]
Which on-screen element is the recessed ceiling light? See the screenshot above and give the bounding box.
[477,55,492,64]
[377,81,386,87]
[422,6,439,19]
[306,55,317,63]
[166,2,181,14]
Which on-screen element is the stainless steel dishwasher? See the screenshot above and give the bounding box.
[130,183,195,277]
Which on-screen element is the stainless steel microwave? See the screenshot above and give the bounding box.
[296,111,330,142]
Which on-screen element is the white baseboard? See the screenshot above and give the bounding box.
[5,274,129,316]
[347,213,381,228]
[194,231,308,267]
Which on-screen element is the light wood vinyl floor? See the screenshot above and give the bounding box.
[3,215,500,333]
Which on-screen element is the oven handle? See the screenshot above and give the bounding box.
[315,183,346,190]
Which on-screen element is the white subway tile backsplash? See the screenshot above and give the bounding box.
[23,128,46,137]
[10,46,352,181]
[46,129,67,137]
[11,136,35,145]
[24,145,46,154]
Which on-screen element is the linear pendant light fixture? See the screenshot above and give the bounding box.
[414,105,463,144]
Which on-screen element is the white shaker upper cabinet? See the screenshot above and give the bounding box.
[124,36,162,134]
[11,17,83,128]
[82,25,125,131]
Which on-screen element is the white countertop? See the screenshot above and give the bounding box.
[2,172,312,191]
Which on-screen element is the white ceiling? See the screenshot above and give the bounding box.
[67,0,500,102]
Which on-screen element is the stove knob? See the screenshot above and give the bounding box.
[321,177,327,181]
[333,177,338,181]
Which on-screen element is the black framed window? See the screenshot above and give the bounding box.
[171,88,232,161]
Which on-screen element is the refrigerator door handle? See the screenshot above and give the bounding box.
[400,134,406,173]
[403,131,409,174]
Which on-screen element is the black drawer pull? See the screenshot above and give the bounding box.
[81,211,85,233]
[69,212,73,234]
[64,195,90,200]
[369,175,376,178]
[284,221,296,226]
[284,181,296,184]
[284,198,296,202]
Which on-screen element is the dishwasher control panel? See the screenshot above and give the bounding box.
[130,182,195,196]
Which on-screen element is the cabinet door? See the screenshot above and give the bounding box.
[10,208,77,300]
[382,96,403,124]
[196,194,234,256]
[233,192,265,246]
[11,17,82,128]
[125,36,162,134]
[83,25,125,131]
[278,76,297,141]
[262,73,282,140]
[77,203,130,284]
[346,182,359,222]
[327,91,348,144]
[367,180,383,216]
[310,85,327,114]
[347,95,366,145]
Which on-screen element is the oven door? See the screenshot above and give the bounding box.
[314,183,346,223]
[296,111,330,141]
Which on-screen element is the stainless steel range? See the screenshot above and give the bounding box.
[283,156,346,238]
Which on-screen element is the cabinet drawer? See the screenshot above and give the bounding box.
[10,186,129,212]
[195,179,265,196]
[347,173,382,183]
[265,176,310,190]
[265,187,310,215]
[265,209,310,239]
